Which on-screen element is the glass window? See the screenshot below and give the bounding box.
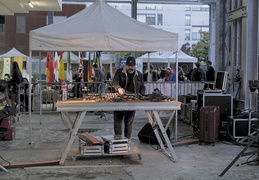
[185,14,191,26]
[146,14,155,25]
[157,14,163,25]
[16,15,26,33]
[157,6,163,11]
[146,5,156,10]
[0,16,5,33]
[0,24,5,33]
[185,29,190,40]
[185,7,191,11]
[137,14,156,25]
[192,32,201,40]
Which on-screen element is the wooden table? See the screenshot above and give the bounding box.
[57,99,181,165]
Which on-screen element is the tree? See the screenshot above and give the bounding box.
[190,31,209,61]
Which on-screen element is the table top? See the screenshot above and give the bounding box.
[57,99,181,112]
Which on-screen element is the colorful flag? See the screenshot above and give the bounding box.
[66,52,72,82]
[78,52,84,82]
[45,52,54,85]
[58,52,65,82]
[53,52,59,81]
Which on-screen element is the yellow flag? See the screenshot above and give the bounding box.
[58,52,65,81]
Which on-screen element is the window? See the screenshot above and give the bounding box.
[137,14,156,25]
[185,7,191,11]
[157,14,163,25]
[192,32,200,40]
[145,5,156,10]
[16,15,26,33]
[192,26,209,40]
[185,29,190,40]
[146,14,155,25]
[185,14,191,26]
[157,6,163,11]
[0,16,5,33]
[192,6,209,11]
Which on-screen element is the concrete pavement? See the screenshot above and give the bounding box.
[0,111,259,180]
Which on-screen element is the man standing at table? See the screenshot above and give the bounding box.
[112,56,145,139]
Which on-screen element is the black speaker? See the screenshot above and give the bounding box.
[138,123,170,144]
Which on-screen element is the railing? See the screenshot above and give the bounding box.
[16,81,204,115]
[145,81,204,99]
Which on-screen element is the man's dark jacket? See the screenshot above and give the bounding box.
[112,67,145,95]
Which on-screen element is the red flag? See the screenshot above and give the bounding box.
[45,52,54,85]
[78,56,84,81]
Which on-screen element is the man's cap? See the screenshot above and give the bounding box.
[126,56,136,66]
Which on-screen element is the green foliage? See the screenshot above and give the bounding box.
[190,31,209,61]
[32,72,39,79]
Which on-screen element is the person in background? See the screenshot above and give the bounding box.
[186,69,193,81]
[206,60,215,81]
[11,61,23,108]
[93,63,105,93]
[112,56,145,139]
[142,65,148,82]
[160,66,167,79]
[164,67,173,81]
[150,65,160,82]
[32,78,41,112]
[168,67,186,82]
[191,62,206,81]
[157,67,162,77]
[4,73,13,99]
[72,73,82,98]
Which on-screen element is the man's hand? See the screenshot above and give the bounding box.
[118,88,125,95]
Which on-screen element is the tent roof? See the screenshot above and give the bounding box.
[137,52,168,63]
[167,50,197,63]
[0,48,28,58]
[137,50,197,63]
[29,0,178,52]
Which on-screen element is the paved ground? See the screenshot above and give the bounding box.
[1,111,259,180]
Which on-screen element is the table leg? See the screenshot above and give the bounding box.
[145,110,178,162]
[153,111,178,162]
[60,111,86,165]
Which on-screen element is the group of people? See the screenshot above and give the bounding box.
[111,57,216,140]
[142,60,215,83]
[3,61,41,112]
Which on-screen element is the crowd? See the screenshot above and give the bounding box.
[1,62,41,112]
[142,60,215,83]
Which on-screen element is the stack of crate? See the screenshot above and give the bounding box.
[101,135,130,154]
[78,134,104,156]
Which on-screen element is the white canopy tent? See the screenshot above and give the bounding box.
[138,50,197,63]
[167,50,197,63]
[0,48,28,58]
[28,0,179,143]
[0,48,29,79]
[29,0,178,52]
[137,52,168,63]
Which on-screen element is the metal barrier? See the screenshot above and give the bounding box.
[17,81,114,115]
[145,81,204,99]
[16,81,204,115]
